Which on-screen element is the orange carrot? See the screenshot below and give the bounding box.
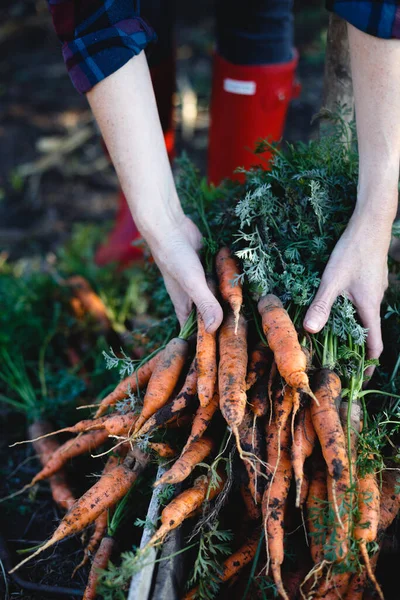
[134,338,189,433]
[66,275,111,333]
[306,456,328,565]
[344,569,369,600]
[30,429,110,487]
[72,455,120,576]
[354,465,382,600]
[241,484,261,520]
[238,408,264,506]
[95,352,160,418]
[263,407,292,600]
[75,510,109,579]
[154,437,213,487]
[311,369,350,549]
[147,475,210,547]
[313,568,351,599]
[181,390,219,454]
[216,247,243,331]
[18,412,138,445]
[29,421,76,511]
[299,472,310,508]
[246,343,270,391]
[148,442,177,458]
[292,405,316,507]
[257,294,314,398]
[339,401,361,484]
[83,536,115,600]
[135,358,198,438]
[275,385,295,433]
[218,312,248,435]
[344,470,400,600]
[165,413,193,429]
[197,276,217,407]
[249,372,269,418]
[10,449,149,574]
[183,531,260,600]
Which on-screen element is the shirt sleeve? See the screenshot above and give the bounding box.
[326,1,400,39]
[47,0,157,94]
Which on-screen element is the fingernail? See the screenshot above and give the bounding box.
[205,317,215,331]
[304,318,319,332]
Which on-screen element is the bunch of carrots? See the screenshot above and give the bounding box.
[4,246,400,600]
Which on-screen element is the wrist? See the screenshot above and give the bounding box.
[128,185,186,246]
[354,177,398,230]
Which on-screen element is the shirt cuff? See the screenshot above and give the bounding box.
[326,1,400,39]
[62,17,157,94]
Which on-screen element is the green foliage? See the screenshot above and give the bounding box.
[186,525,233,600]
[234,130,363,342]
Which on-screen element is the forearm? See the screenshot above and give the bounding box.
[86,52,184,246]
[348,23,400,225]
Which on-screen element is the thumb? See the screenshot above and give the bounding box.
[303,283,337,334]
[192,282,223,333]
[166,246,223,333]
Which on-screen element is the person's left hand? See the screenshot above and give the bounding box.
[303,206,392,361]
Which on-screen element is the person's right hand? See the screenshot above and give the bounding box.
[146,213,223,333]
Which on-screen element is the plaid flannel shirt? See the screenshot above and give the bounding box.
[327,1,400,38]
[47,0,157,94]
[48,1,400,95]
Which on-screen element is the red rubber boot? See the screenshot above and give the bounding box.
[95,54,176,267]
[208,52,300,185]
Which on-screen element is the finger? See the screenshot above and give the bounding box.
[356,304,383,362]
[164,243,223,332]
[303,281,338,334]
[163,274,192,329]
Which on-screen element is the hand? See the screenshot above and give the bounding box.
[146,214,223,333]
[303,208,392,360]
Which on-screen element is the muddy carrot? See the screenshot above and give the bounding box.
[182,531,260,600]
[311,370,350,541]
[216,247,243,331]
[29,421,76,511]
[344,470,399,600]
[258,294,314,399]
[292,405,316,507]
[306,456,328,565]
[16,412,139,446]
[238,408,264,506]
[147,475,210,547]
[30,430,110,487]
[246,343,270,391]
[241,484,261,520]
[83,536,116,600]
[263,408,292,600]
[95,352,160,418]
[66,275,111,332]
[10,450,149,573]
[135,358,198,438]
[218,312,248,435]
[313,568,351,599]
[340,400,361,467]
[72,455,120,576]
[149,443,177,458]
[181,390,219,454]
[354,464,382,600]
[197,275,217,407]
[134,338,189,433]
[154,437,213,487]
[249,372,269,418]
